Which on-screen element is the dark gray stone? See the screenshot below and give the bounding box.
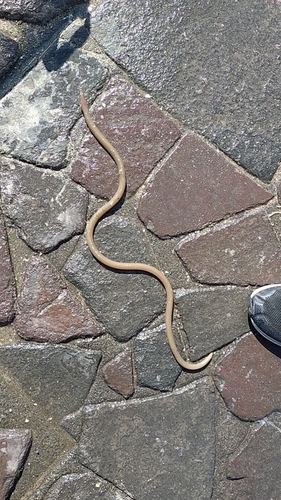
[0,45,106,167]
[0,33,21,80]
[0,429,32,500]
[0,158,88,252]
[63,216,164,341]
[176,286,251,361]
[133,324,181,391]
[227,423,281,499]
[0,344,101,422]
[15,255,105,343]
[0,0,85,23]
[91,0,281,180]
[0,212,16,325]
[44,472,132,500]
[79,377,216,500]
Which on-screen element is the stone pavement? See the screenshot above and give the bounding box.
[1,1,281,499]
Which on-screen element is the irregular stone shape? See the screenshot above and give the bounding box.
[0,429,32,500]
[61,408,84,441]
[133,325,181,391]
[138,133,273,237]
[102,348,134,399]
[176,286,251,361]
[0,33,21,80]
[0,344,101,422]
[71,75,180,198]
[0,213,16,325]
[0,0,83,23]
[176,213,281,286]
[15,255,105,343]
[44,472,132,500]
[0,45,106,167]
[79,377,215,500]
[214,334,281,420]
[227,423,281,499]
[63,216,164,341]
[91,0,281,180]
[0,158,88,252]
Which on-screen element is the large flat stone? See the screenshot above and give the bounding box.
[0,0,83,23]
[0,43,106,167]
[63,216,164,341]
[91,0,281,180]
[176,286,251,361]
[44,472,132,500]
[138,133,272,237]
[0,158,88,252]
[0,429,32,500]
[0,344,101,422]
[133,324,182,391]
[176,213,281,286]
[79,377,216,500]
[71,75,180,198]
[214,334,281,420]
[15,255,105,343]
[227,423,281,499]
[0,213,15,325]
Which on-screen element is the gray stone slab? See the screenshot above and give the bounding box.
[44,472,132,500]
[0,429,32,500]
[0,0,84,23]
[63,216,164,341]
[0,42,106,167]
[176,286,251,361]
[0,344,101,422]
[91,0,281,180]
[0,158,88,252]
[0,33,21,79]
[79,377,215,500]
[133,324,182,391]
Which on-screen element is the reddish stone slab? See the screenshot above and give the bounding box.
[14,255,105,343]
[102,348,134,399]
[0,214,15,325]
[176,213,281,286]
[227,423,281,499]
[214,334,281,420]
[71,75,180,198]
[137,132,273,238]
[0,429,32,500]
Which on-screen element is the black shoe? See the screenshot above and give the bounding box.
[249,284,281,346]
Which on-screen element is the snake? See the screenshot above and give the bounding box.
[80,90,213,370]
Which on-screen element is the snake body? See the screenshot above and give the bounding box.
[80,91,213,370]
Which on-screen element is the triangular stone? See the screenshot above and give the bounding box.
[0,429,32,500]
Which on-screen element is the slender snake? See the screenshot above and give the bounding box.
[80,90,213,370]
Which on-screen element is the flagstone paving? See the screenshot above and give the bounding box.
[1,1,281,499]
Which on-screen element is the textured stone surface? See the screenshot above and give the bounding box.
[0,344,101,422]
[102,348,134,399]
[0,429,32,500]
[214,334,281,420]
[63,216,164,341]
[91,0,281,180]
[133,324,182,391]
[227,423,281,499]
[71,75,180,198]
[138,133,273,237]
[79,378,215,500]
[0,0,84,23]
[44,472,132,500]
[0,33,21,80]
[0,213,16,325]
[0,45,106,167]
[176,213,281,286]
[176,286,251,361]
[15,255,105,343]
[0,158,88,252]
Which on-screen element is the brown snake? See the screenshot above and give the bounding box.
[80,91,213,370]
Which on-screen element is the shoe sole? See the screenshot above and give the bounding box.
[249,284,281,347]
